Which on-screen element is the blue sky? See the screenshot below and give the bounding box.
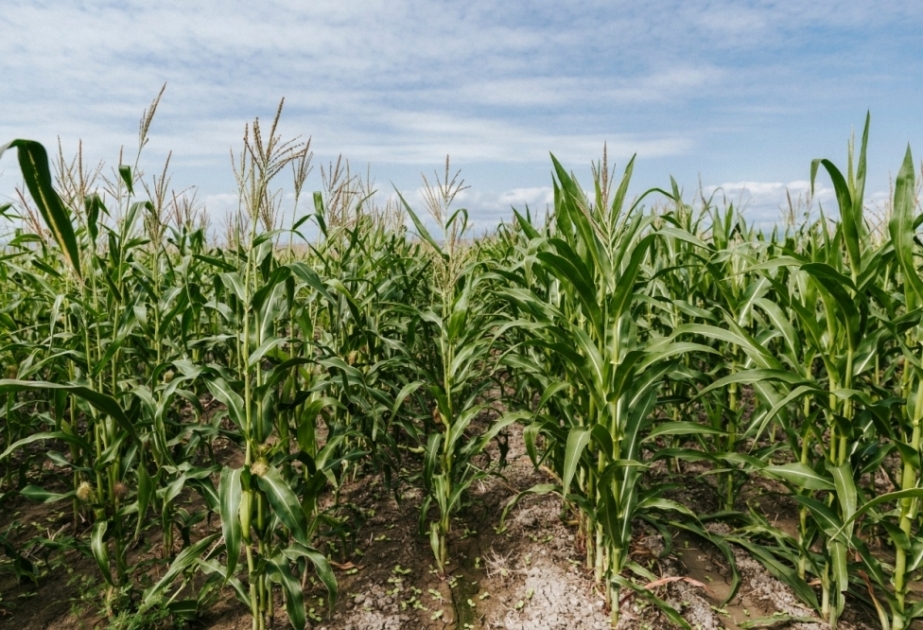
[2,0,923,230]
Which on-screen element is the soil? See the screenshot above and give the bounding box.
[0,423,890,630]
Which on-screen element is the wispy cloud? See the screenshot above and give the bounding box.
[1,1,922,224]
[703,180,839,226]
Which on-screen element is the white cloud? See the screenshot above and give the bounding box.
[1,0,921,228]
[458,187,556,229]
[451,67,723,108]
[328,111,693,164]
[702,180,850,226]
[496,187,555,208]
[344,184,554,235]
[201,193,241,219]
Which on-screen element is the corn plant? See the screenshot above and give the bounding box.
[0,138,150,605]
[498,155,733,627]
[694,117,923,630]
[182,107,338,630]
[846,144,923,630]
[6,105,923,630]
[0,103,340,628]
[396,161,519,575]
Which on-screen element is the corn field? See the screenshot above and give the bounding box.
[2,105,923,630]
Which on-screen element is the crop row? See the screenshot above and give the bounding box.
[1,106,922,630]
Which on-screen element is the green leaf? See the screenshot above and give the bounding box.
[729,538,819,611]
[657,226,708,250]
[218,467,243,579]
[611,574,692,630]
[637,497,696,518]
[637,341,719,372]
[644,422,725,441]
[0,139,81,277]
[800,262,860,347]
[889,146,923,303]
[291,544,338,608]
[763,463,834,491]
[830,539,848,595]
[390,381,423,419]
[829,462,857,537]
[650,448,718,464]
[267,558,306,630]
[671,324,777,370]
[423,433,441,490]
[20,485,73,503]
[85,194,104,241]
[142,534,220,610]
[539,244,601,335]
[753,297,801,358]
[512,208,540,239]
[792,495,844,540]
[135,460,153,540]
[247,336,287,369]
[396,190,447,260]
[118,164,134,194]
[562,427,592,499]
[468,411,529,455]
[91,521,113,586]
[611,234,656,321]
[811,156,859,278]
[697,369,806,398]
[446,403,491,452]
[198,556,251,607]
[193,253,236,272]
[836,488,923,538]
[0,430,91,461]
[206,378,246,432]
[0,381,138,443]
[256,466,310,547]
